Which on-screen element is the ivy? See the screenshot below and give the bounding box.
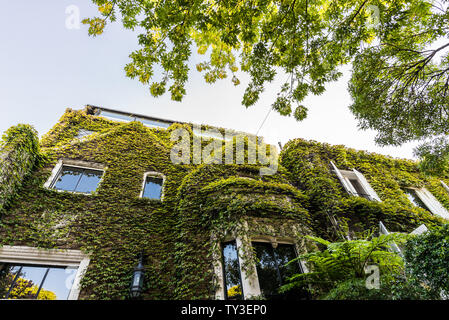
[0,124,41,213]
[280,138,447,241]
[1,108,448,300]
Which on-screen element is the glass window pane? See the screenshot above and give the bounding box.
[74,169,103,193]
[349,179,369,199]
[37,267,78,300]
[53,166,83,192]
[142,176,163,200]
[274,244,301,284]
[253,242,280,298]
[222,241,243,300]
[7,265,48,299]
[253,242,308,300]
[405,189,428,210]
[0,265,21,298]
[137,117,171,129]
[0,264,77,300]
[99,111,134,122]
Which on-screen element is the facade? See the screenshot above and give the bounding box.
[0,105,448,300]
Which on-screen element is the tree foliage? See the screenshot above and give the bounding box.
[84,0,449,171]
[279,233,408,297]
[405,223,449,296]
[280,232,444,299]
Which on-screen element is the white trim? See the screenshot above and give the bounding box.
[330,161,357,196]
[352,169,381,201]
[411,224,428,235]
[236,237,260,299]
[43,159,63,189]
[378,221,403,256]
[410,187,449,219]
[212,242,226,300]
[44,159,106,195]
[139,171,166,201]
[0,246,90,300]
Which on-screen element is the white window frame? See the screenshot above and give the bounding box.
[44,159,106,195]
[406,187,449,219]
[379,221,403,256]
[330,161,381,201]
[214,235,308,300]
[139,171,166,201]
[0,246,90,300]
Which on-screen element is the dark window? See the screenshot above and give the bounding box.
[52,166,103,194]
[142,176,163,200]
[349,179,371,199]
[222,241,243,300]
[0,263,78,300]
[252,242,308,300]
[404,189,429,210]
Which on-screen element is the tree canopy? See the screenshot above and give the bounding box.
[84,0,449,171]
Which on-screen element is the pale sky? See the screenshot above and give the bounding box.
[0,0,418,160]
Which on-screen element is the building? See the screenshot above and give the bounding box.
[0,105,448,300]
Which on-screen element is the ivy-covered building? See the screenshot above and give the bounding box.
[0,105,448,300]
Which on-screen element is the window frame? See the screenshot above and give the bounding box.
[405,187,449,219]
[97,109,172,129]
[139,171,166,201]
[44,159,106,195]
[330,161,381,201]
[214,235,308,300]
[0,246,90,300]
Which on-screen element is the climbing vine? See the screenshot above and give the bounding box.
[1,108,448,300]
[0,124,40,213]
[280,139,447,241]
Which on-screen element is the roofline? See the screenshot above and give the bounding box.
[84,104,261,139]
[85,104,185,126]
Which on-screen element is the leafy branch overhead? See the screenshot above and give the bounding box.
[84,0,449,170]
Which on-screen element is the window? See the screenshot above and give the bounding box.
[330,161,381,201]
[44,160,105,194]
[51,166,103,194]
[215,236,309,300]
[252,242,308,300]
[404,188,428,210]
[97,110,172,129]
[0,264,77,300]
[0,246,90,300]
[140,172,164,200]
[221,241,243,300]
[99,110,134,123]
[404,187,449,219]
[137,117,171,129]
[74,129,94,140]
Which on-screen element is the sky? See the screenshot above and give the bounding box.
[0,0,418,160]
